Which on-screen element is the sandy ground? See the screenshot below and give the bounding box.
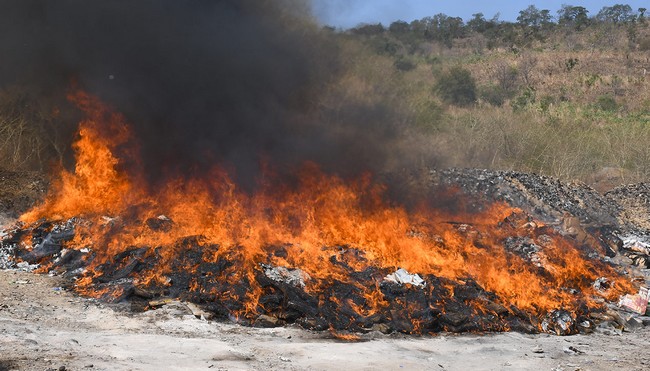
[0,271,649,371]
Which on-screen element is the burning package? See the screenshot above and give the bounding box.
[618,287,649,315]
[384,268,426,287]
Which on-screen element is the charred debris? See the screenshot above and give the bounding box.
[3,168,650,338]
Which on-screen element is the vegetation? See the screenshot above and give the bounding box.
[327,4,650,184]
[435,67,476,106]
[0,89,69,171]
[1,3,650,187]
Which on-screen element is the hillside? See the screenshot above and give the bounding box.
[322,5,650,188]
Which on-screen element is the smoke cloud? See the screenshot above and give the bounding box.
[0,0,408,189]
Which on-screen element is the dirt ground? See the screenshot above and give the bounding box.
[0,270,648,371]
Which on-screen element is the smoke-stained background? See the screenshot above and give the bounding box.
[0,0,409,189]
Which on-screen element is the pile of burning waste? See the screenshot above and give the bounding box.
[0,91,646,337]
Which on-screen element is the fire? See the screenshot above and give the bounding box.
[18,90,633,333]
[22,90,137,221]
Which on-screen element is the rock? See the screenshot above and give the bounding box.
[148,298,174,307]
[567,346,584,354]
[371,323,392,334]
[185,302,214,320]
[255,314,280,327]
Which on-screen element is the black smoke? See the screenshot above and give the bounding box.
[0,0,406,189]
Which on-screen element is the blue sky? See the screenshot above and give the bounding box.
[310,1,649,28]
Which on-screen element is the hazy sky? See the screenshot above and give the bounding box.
[311,1,649,28]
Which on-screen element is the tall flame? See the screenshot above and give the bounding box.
[21,91,633,330]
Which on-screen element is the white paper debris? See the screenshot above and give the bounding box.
[15,261,39,272]
[262,264,310,288]
[100,215,121,226]
[621,236,650,255]
[384,268,426,287]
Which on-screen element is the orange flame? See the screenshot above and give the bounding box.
[20,90,633,329]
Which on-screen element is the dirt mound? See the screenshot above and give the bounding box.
[388,167,621,229]
[426,168,620,226]
[605,183,650,232]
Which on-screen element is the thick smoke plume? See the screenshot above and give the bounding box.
[0,0,406,189]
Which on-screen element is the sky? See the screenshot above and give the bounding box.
[310,1,649,28]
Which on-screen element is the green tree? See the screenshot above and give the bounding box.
[416,14,465,48]
[351,23,385,36]
[388,20,410,35]
[596,4,635,23]
[517,5,553,28]
[467,13,488,33]
[517,5,553,43]
[558,5,590,30]
[481,13,506,48]
[435,67,477,106]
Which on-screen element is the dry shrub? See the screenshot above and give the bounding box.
[0,88,66,171]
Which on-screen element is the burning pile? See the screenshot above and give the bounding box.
[0,91,635,336]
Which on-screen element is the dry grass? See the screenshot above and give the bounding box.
[334,22,650,186]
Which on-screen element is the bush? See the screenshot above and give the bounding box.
[435,67,477,106]
[414,101,445,132]
[565,57,579,72]
[539,95,556,112]
[596,95,619,111]
[0,89,64,170]
[511,88,536,111]
[394,57,417,71]
[640,36,650,51]
[479,84,514,107]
